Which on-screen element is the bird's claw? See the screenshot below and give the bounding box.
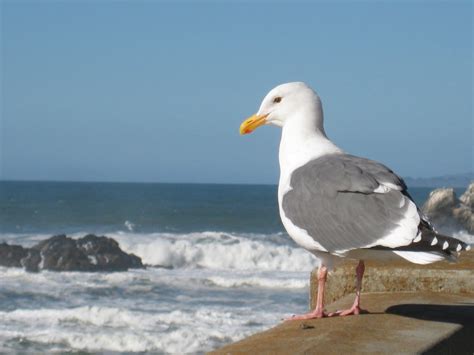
[284,309,327,321]
[327,305,367,317]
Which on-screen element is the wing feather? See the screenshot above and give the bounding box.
[282,154,417,254]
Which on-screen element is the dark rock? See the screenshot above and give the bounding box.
[0,242,28,268]
[32,234,95,271]
[0,242,41,272]
[76,234,143,271]
[0,234,144,272]
[21,249,42,272]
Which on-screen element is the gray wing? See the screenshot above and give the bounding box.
[282,153,416,253]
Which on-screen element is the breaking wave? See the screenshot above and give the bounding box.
[112,231,317,271]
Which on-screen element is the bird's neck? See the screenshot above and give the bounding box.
[278,112,342,188]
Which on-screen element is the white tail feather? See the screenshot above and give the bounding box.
[393,251,446,265]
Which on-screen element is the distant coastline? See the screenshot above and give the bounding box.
[403,172,473,188]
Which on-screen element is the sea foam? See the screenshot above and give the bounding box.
[0,303,278,353]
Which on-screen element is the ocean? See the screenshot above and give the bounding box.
[0,181,472,353]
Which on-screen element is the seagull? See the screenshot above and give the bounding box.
[239,82,471,320]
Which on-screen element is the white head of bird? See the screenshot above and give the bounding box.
[240,82,326,137]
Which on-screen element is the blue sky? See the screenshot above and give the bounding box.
[1,1,472,184]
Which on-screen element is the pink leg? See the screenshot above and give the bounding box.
[328,260,366,317]
[286,265,328,320]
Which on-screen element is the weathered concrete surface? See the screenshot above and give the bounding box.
[210,292,474,354]
[310,250,474,308]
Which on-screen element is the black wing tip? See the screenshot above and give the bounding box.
[370,231,471,257]
[400,230,471,255]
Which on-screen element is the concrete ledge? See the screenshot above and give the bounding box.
[209,292,474,354]
[310,251,474,308]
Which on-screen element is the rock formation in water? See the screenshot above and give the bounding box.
[0,234,144,272]
[422,182,474,234]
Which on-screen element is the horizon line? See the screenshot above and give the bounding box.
[0,172,472,187]
[0,178,278,187]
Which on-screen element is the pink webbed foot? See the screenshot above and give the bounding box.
[285,308,327,321]
[327,305,367,317]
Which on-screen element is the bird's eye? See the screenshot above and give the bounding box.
[273,96,282,103]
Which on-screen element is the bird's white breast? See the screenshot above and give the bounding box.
[277,127,342,254]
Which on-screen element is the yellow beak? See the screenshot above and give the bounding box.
[239,113,268,135]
